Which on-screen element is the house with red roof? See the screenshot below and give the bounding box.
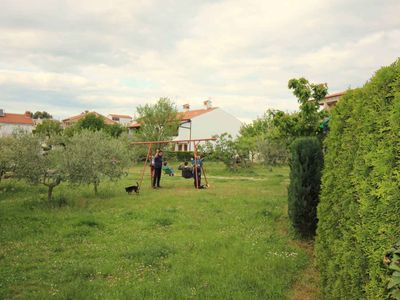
[62,111,115,127]
[129,101,242,151]
[320,91,346,110]
[0,109,34,136]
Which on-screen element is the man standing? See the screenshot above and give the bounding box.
[153,150,163,188]
[192,155,203,189]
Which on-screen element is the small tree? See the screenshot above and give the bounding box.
[201,133,245,171]
[65,130,130,194]
[33,111,53,119]
[288,137,323,238]
[34,119,63,137]
[11,133,66,201]
[134,97,179,143]
[0,136,14,181]
[77,113,106,131]
[104,123,126,138]
[257,139,288,169]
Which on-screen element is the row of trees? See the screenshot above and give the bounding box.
[202,77,328,171]
[33,114,127,138]
[0,130,131,201]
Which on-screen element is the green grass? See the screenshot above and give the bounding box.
[0,163,311,299]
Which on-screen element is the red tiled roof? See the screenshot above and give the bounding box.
[0,113,33,125]
[62,111,115,125]
[325,91,346,99]
[109,114,132,119]
[128,108,216,128]
[179,108,216,121]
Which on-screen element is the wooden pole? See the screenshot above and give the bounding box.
[202,163,209,187]
[139,144,152,187]
[193,141,199,189]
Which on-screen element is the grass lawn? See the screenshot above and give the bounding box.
[0,162,316,299]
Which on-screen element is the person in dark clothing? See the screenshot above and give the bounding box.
[192,155,203,188]
[178,161,193,178]
[152,150,163,188]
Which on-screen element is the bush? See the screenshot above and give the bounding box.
[288,137,323,239]
[316,59,400,299]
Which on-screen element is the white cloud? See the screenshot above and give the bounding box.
[0,0,399,121]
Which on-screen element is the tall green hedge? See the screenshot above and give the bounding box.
[288,137,323,238]
[316,59,400,299]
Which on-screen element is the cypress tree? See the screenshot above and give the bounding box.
[288,137,323,238]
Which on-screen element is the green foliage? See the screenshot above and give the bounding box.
[384,241,400,299]
[257,139,288,168]
[0,136,15,181]
[77,113,106,131]
[238,115,271,161]
[32,111,52,119]
[134,97,179,142]
[64,130,130,194]
[103,123,127,138]
[288,137,323,239]
[200,133,247,171]
[316,59,400,299]
[10,133,66,201]
[33,119,63,137]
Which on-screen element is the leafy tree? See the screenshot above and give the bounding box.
[76,113,106,131]
[287,78,328,137]
[34,119,63,137]
[0,136,14,181]
[257,139,288,169]
[11,133,66,201]
[200,133,246,171]
[288,137,323,238]
[104,123,126,138]
[64,130,130,194]
[33,111,52,119]
[237,114,272,162]
[134,97,179,143]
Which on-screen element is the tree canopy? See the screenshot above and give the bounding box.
[134,97,179,143]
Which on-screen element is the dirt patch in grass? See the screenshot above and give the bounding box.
[288,240,320,300]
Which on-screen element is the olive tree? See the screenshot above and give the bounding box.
[0,136,15,181]
[11,133,66,201]
[64,130,130,194]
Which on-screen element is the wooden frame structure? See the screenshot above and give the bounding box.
[130,138,217,189]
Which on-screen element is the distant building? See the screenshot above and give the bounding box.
[129,101,242,151]
[320,91,346,110]
[62,111,115,127]
[0,109,34,136]
[107,114,132,126]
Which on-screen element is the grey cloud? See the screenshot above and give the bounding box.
[0,0,399,122]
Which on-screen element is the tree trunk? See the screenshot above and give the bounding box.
[48,185,54,202]
[94,180,99,195]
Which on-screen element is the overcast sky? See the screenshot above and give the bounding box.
[0,0,399,122]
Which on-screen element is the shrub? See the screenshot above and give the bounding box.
[288,137,323,238]
[316,59,400,299]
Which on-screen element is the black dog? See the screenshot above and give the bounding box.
[125,182,140,194]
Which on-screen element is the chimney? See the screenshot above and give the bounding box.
[0,109,4,117]
[203,100,212,109]
[25,111,32,118]
[182,104,190,112]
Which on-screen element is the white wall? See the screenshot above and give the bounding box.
[117,118,132,126]
[174,108,242,149]
[0,124,33,136]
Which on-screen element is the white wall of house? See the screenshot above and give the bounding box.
[174,108,242,150]
[0,124,33,136]
[117,118,132,126]
[108,115,132,126]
